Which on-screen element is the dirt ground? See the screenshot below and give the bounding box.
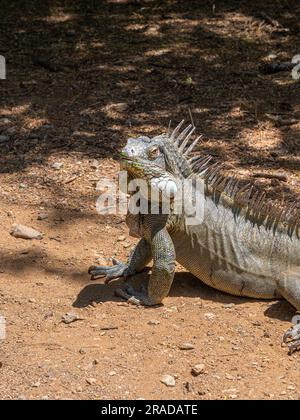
[0,0,300,400]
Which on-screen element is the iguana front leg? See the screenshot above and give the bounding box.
[88,238,151,283]
[118,216,176,306]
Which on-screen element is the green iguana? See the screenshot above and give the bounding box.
[88,121,300,353]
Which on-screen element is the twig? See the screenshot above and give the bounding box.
[253,172,287,182]
[188,108,195,128]
[64,175,79,185]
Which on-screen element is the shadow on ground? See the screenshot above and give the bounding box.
[73,270,295,322]
[0,0,299,188]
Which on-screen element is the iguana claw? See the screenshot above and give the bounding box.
[283,323,300,354]
[114,285,159,306]
[88,260,129,283]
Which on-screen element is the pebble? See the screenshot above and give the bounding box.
[37,213,48,220]
[51,162,63,170]
[108,371,117,376]
[222,303,235,309]
[0,118,10,125]
[160,374,176,387]
[191,364,205,376]
[10,224,43,240]
[111,102,128,112]
[91,159,99,169]
[31,381,41,388]
[86,378,96,385]
[117,235,126,241]
[61,312,83,324]
[148,320,160,326]
[204,312,216,321]
[179,343,195,350]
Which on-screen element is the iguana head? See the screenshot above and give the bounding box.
[120,122,202,199]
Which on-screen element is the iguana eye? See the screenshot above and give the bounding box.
[148,146,160,160]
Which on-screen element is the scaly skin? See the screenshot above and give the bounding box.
[89,124,300,353]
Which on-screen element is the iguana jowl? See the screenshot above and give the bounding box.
[89,122,300,353]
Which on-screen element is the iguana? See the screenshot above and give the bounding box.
[88,122,300,353]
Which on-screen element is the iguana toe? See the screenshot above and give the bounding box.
[114,286,159,306]
[88,261,128,283]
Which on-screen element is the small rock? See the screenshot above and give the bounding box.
[148,320,160,326]
[91,159,99,169]
[117,235,126,242]
[267,53,277,60]
[222,303,235,309]
[191,364,205,376]
[108,371,117,376]
[29,298,36,303]
[204,312,216,321]
[183,381,193,393]
[0,118,10,125]
[61,312,84,324]
[51,162,63,170]
[110,102,128,113]
[31,381,41,388]
[37,213,48,220]
[179,343,195,350]
[10,224,43,240]
[44,311,54,320]
[160,374,176,387]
